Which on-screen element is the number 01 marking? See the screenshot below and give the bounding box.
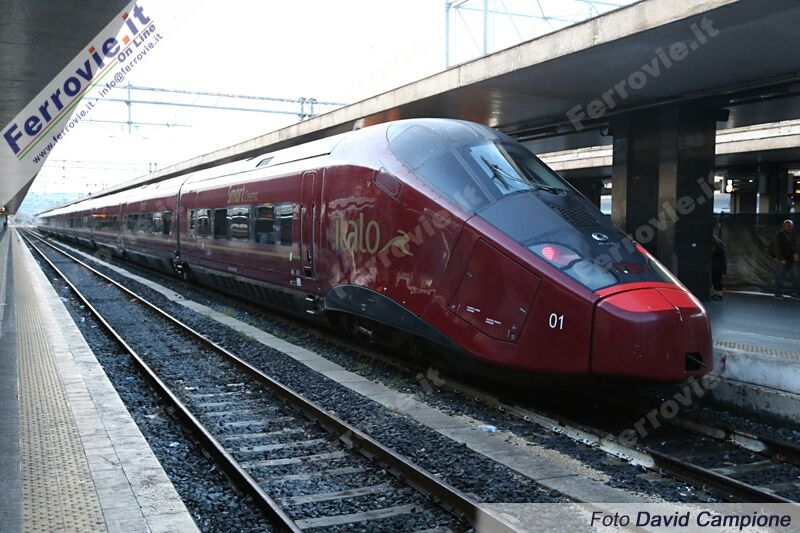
[548,313,564,330]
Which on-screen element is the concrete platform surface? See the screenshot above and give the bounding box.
[708,291,800,355]
[0,229,198,533]
[706,291,800,421]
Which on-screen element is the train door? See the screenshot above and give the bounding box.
[300,171,320,279]
[180,191,198,259]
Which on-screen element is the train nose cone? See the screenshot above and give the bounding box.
[591,287,712,381]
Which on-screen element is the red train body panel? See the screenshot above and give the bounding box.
[39,119,712,382]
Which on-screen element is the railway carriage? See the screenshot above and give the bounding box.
[39,118,712,382]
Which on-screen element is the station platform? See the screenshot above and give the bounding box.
[0,228,198,533]
[706,291,800,422]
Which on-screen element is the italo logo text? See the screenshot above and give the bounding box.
[3,4,152,157]
[332,210,451,262]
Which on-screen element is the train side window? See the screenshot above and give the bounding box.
[276,203,294,246]
[196,209,211,237]
[162,211,172,235]
[128,214,139,233]
[229,207,250,241]
[140,213,154,234]
[188,209,196,237]
[254,205,276,244]
[213,209,228,239]
[153,212,163,234]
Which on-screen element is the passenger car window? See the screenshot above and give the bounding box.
[230,207,250,241]
[214,209,228,239]
[140,213,154,234]
[276,204,294,246]
[153,212,163,234]
[196,209,211,237]
[127,214,139,233]
[162,211,172,235]
[254,205,276,244]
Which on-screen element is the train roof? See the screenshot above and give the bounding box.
[179,131,351,192]
[38,130,352,217]
[39,118,506,217]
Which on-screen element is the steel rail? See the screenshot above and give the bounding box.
[647,448,796,504]
[608,395,800,466]
[22,231,303,533]
[24,230,516,533]
[444,381,797,504]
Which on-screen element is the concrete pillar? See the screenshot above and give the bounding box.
[757,195,767,214]
[757,165,791,213]
[731,191,757,213]
[611,102,717,301]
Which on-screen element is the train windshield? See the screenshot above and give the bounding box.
[387,120,681,292]
[387,120,571,212]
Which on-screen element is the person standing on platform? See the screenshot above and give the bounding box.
[773,219,799,298]
[711,234,727,300]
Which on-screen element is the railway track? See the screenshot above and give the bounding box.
[23,230,519,532]
[30,231,800,506]
[170,269,800,505]
[456,382,800,504]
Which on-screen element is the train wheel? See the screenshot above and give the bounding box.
[406,339,427,364]
[329,313,381,345]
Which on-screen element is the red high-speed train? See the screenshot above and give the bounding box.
[39,118,712,381]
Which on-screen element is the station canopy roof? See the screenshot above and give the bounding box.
[4,0,800,214]
[0,0,130,214]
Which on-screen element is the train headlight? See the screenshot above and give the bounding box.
[533,244,580,267]
[529,243,617,290]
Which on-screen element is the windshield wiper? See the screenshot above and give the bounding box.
[529,182,564,195]
[481,156,564,195]
[481,156,511,190]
